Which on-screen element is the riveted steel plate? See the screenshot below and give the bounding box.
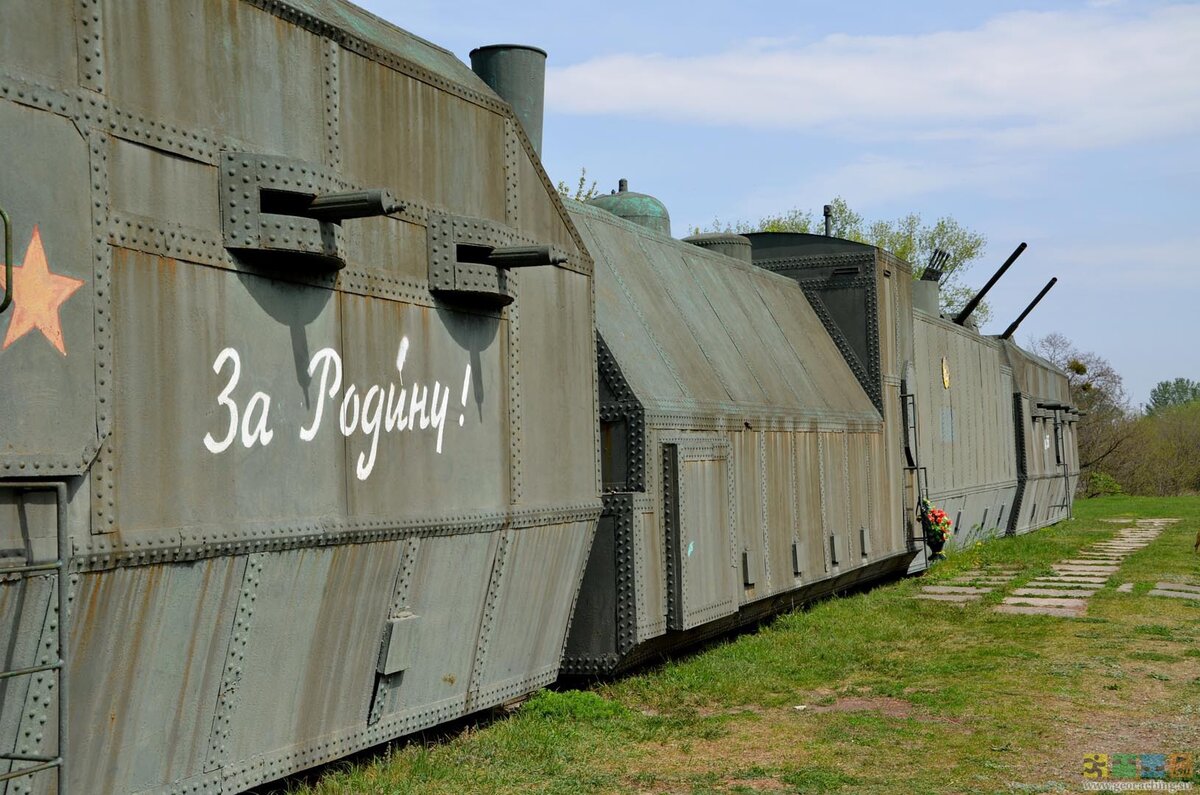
[67,557,245,793]
[0,100,98,475]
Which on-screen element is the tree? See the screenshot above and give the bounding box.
[698,197,989,322]
[1146,377,1200,414]
[1030,332,1133,478]
[556,167,598,201]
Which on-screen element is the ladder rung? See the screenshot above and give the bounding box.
[0,758,61,783]
[1,752,56,763]
[0,660,62,681]
[0,560,62,576]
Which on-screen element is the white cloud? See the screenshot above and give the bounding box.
[546,5,1200,150]
[1037,239,1200,289]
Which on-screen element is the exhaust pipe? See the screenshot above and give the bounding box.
[470,44,547,156]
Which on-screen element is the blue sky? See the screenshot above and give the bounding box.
[359,0,1199,407]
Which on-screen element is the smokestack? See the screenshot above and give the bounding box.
[823,204,832,236]
[469,44,547,156]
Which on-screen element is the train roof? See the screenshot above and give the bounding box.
[571,201,881,427]
[282,0,493,94]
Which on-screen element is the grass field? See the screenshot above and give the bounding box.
[278,496,1200,795]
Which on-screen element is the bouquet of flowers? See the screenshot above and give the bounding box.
[918,498,953,544]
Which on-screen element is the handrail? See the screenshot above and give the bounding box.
[0,206,11,313]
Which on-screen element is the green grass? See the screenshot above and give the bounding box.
[277,496,1200,794]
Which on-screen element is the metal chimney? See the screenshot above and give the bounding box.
[470,44,547,156]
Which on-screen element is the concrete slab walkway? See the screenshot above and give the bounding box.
[992,520,1176,617]
[913,520,1180,616]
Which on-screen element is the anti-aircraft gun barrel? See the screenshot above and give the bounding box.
[1000,277,1058,340]
[954,241,1027,326]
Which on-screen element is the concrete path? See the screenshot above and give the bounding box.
[914,520,1181,615]
[914,566,1020,605]
[994,519,1176,617]
[1150,581,1200,602]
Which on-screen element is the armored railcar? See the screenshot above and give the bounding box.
[741,232,1077,559]
[562,203,914,675]
[0,0,1081,791]
[0,1,600,793]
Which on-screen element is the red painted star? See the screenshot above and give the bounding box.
[0,226,84,356]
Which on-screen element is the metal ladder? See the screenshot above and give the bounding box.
[900,390,930,568]
[0,482,68,795]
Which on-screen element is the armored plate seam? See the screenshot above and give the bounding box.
[1008,393,1027,535]
[842,433,852,558]
[243,0,508,114]
[611,494,636,655]
[865,437,874,557]
[467,529,512,711]
[591,285,602,495]
[789,433,802,583]
[89,440,115,534]
[597,244,688,398]
[507,283,523,502]
[758,432,770,591]
[323,38,341,169]
[560,652,622,676]
[0,456,88,477]
[677,452,690,622]
[71,92,222,166]
[662,445,678,629]
[470,666,558,713]
[88,128,113,460]
[206,554,264,772]
[70,501,600,572]
[726,436,738,584]
[559,513,601,657]
[337,270,438,308]
[634,234,736,401]
[504,119,519,227]
[818,434,830,573]
[641,403,881,431]
[5,577,58,778]
[133,770,223,795]
[105,212,463,308]
[368,538,421,726]
[0,71,75,118]
[505,118,592,275]
[679,261,772,401]
[221,693,469,792]
[109,213,228,269]
[595,333,636,402]
[76,0,104,92]
[631,505,649,642]
[752,251,870,271]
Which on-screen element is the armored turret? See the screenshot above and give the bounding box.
[588,178,671,236]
